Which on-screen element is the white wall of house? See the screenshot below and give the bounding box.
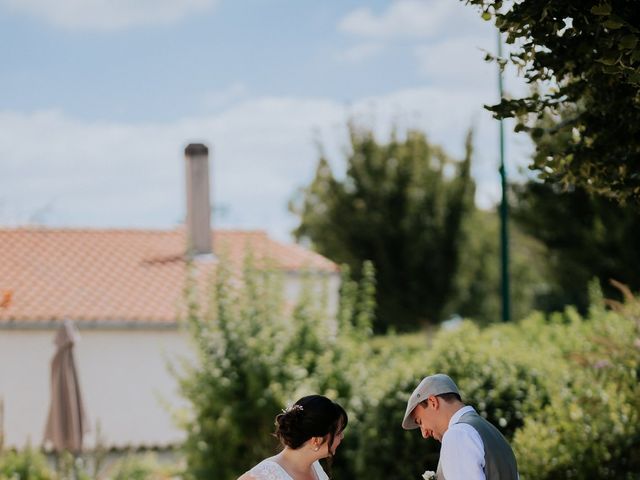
[0,328,193,449]
[0,272,340,449]
[284,271,341,315]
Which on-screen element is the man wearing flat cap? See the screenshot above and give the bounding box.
[402,374,518,480]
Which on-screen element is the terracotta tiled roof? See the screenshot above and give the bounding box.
[0,227,336,325]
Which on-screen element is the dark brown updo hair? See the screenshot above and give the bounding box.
[274,395,348,455]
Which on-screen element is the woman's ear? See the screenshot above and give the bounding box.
[311,436,325,451]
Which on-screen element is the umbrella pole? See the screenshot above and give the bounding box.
[72,454,79,480]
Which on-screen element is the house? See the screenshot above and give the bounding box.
[0,144,339,449]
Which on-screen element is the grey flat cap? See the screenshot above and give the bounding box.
[401,374,460,430]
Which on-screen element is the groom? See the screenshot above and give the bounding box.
[402,374,518,480]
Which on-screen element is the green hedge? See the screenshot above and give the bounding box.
[336,299,640,479]
[177,258,640,479]
[0,447,54,480]
[0,450,181,480]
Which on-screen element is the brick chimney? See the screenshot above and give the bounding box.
[184,143,212,257]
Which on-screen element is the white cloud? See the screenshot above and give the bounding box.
[414,34,531,99]
[338,0,480,39]
[0,0,217,30]
[415,37,494,87]
[0,87,532,241]
[337,0,505,93]
[336,43,384,63]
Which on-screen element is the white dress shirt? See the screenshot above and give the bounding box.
[440,406,486,480]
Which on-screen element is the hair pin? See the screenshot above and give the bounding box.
[282,404,304,414]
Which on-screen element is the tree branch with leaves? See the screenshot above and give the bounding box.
[467,0,640,202]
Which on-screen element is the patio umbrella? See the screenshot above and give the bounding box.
[43,319,89,454]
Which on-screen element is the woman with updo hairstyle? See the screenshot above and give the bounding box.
[238,395,348,480]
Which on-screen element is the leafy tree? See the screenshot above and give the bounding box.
[466,0,640,202]
[507,106,640,313]
[174,255,375,480]
[511,178,640,313]
[175,258,289,480]
[290,125,475,331]
[172,251,640,480]
[445,209,552,324]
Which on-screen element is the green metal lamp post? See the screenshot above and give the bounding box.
[497,30,511,322]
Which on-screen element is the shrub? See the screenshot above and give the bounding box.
[339,288,640,479]
[176,253,640,480]
[101,453,177,480]
[175,257,375,480]
[513,289,640,479]
[0,447,54,480]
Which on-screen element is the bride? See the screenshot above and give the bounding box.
[238,395,348,480]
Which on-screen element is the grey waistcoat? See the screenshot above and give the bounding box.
[437,410,518,480]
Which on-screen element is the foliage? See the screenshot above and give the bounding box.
[348,374,437,480]
[54,451,91,480]
[0,447,54,480]
[0,449,93,480]
[466,0,640,202]
[445,209,552,324]
[174,256,375,480]
[175,257,290,480]
[0,448,179,480]
[512,285,640,479]
[512,182,640,311]
[343,289,640,480]
[102,453,177,480]
[426,321,554,440]
[510,112,640,313]
[290,125,475,331]
[175,249,640,480]
[345,319,556,479]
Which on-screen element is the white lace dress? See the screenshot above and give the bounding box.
[247,459,329,480]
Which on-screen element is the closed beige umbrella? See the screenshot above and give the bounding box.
[44,320,89,454]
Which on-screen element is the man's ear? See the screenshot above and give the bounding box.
[428,395,439,410]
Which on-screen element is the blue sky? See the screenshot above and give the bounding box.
[0,0,531,241]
